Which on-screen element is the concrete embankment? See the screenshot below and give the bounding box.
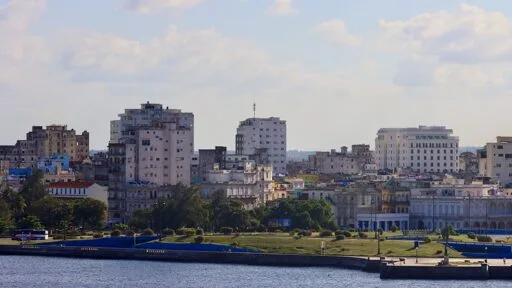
[380,262,512,280]
[0,244,374,271]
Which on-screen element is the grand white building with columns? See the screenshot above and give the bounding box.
[375,126,459,173]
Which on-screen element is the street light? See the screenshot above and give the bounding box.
[485,247,488,263]
[415,247,419,264]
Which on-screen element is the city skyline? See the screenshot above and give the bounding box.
[1,0,511,151]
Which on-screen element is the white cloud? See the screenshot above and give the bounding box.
[123,0,204,13]
[379,3,512,63]
[314,20,361,47]
[265,0,297,16]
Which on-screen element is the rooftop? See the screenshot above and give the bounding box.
[49,181,95,188]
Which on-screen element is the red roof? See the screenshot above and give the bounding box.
[48,181,95,188]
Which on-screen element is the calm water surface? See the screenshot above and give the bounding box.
[0,256,510,288]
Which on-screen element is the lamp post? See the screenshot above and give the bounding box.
[485,247,488,263]
[415,247,418,264]
[444,208,449,264]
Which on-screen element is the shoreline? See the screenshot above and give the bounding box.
[0,244,510,280]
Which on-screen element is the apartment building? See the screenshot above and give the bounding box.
[235,117,286,176]
[0,125,89,168]
[308,145,373,175]
[375,126,459,173]
[478,136,512,186]
[108,103,194,222]
[200,161,274,209]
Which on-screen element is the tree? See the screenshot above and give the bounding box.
[30,198,73,232]
[73,198,107,230]
[158,185,208,229]
[17,215,43,230]
[18,169,47,208]
[209,191,250,230]
[1,188,26,222]
[128,208,153,231]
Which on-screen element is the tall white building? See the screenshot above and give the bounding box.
[109,103,194,187]
[235,117,287,175]
[375,126,459,173]
[478,136,512,186]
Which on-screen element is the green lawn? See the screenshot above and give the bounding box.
[163,234,462,258]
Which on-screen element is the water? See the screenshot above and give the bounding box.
[0,256,510,288]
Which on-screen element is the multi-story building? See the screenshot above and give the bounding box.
[0,125,89,168]
[375,126,459,173]
[235,117,286,175]
[331,183,381,228]
[198,146,227,183]
[108,103,194,222]
[48,181,108,207]
[409,180,512,230]
[308,145,373,175]
[478,136,512,186]
[459,152,479,175]
[200,161,273,209]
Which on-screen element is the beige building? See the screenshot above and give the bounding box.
[308,145,373,175]
[478,136,512,186]
[0,125,89,168]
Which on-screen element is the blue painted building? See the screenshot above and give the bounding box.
[37,155,70,173]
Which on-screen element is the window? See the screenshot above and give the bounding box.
[141,139,150,146]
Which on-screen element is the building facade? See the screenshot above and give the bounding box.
[308,145,373,175]
[478,136,512,186]
[375,126,459,173]
[0,125,89,168]
[108,103,194,222]
[48,182,108,207]
[198,146,227,182]
[409,182,512,230]
[235,117,286,175]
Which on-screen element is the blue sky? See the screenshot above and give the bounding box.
[0,0,511,150]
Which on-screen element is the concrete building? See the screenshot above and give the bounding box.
[108,103,194,222]
[478,136,512,186]
[308,145,373,175]
[459,152,479,175]
[409,180,512,230]
[0,125,89,168]
[235,117,286,175]
[190,153,200,184]
[200,161,273,209]
[375,126,459,173]
[331,183,381,228]
[198,146,227,183]
[48,181,108,207]
[37,155,70,173]
[357,213,409,231]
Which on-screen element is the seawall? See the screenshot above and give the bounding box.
[0,244,373,271]
[380,262,512,280]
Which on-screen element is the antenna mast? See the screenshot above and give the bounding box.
[253,96,256,120]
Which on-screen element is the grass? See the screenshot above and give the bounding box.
[162,234,463,258]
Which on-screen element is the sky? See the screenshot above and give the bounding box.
[0,0,511,151]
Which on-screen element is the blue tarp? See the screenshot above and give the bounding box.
[39,236,158,248]
[448,242,512,259]
[457,229,512,235]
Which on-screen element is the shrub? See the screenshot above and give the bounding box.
[358,232,368,239]
[52,234,64,240]
[194,236,204,244]
[377,228,383,235]
[177,228,196,237]
[435,250,443,254]
[196,229,204,236]
[256,224,266,232]
[298,230,312,237]
[319,230,333,237]
[112,224,128,232]
[334,230,343,236]
[348,228,356,233]
[342,231,352,238]
[220,227,233,235]
[103,232,110,236]
[110,230,122,237]
[467,232,476,240]
[93,233,103,239]
[162,228,175,236]
[231,242,239,247]
[125,230,135,237]
[293,235,302,240]
[141,228,154,236]
[390,226,398,233]
[423,236,432,243]
[336,235,345,241]
[477,235,493,243]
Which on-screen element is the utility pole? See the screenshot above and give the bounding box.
[444,208,449,264]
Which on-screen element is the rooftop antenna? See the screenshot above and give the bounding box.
[253,96,256,120]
